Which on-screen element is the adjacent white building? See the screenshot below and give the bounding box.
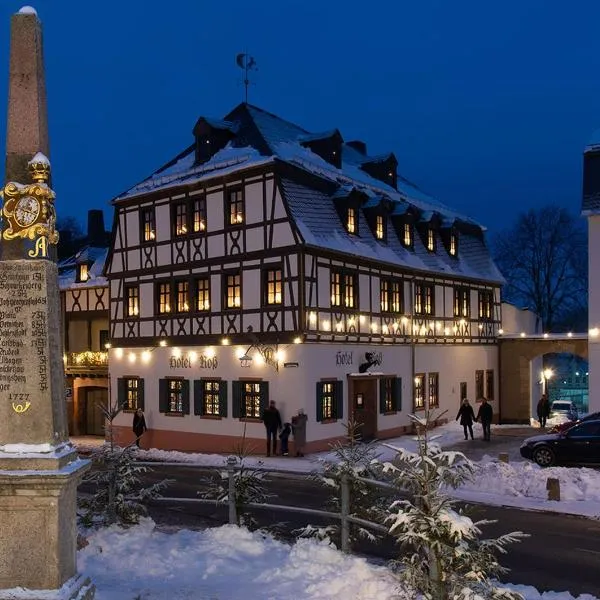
[105,103,505,453]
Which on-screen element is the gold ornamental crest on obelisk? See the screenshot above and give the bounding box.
[0,151,59,258]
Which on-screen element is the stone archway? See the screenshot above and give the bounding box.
[499,335,588,423]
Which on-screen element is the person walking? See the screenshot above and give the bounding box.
[537,394,550,428]
[261,400,282,456]
[476,398,493,441]
[132,408,147,448]
[456,398,476,440]
[291,408,308,457]
[279,422,292,456]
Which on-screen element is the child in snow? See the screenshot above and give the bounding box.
[279,422,292,456]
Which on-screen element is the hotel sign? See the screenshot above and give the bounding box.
[169,354,218,370]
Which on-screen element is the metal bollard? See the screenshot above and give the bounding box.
[546,477,560,501]
[226,455,238,524]
[340,473,350,553]
[498,453,509,463]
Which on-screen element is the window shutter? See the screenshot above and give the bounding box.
[379,378,386,414]
[138,378,145,411]
[334,381,344,420]
[232,381,242,419]
[182,379,191,414]
[316,382,324,422]
[259,381,270,413]
[193,380,204,416]
[117,378,127,410]
[158,379,168,413]
[219,381,228,417]
[393,377,402,412]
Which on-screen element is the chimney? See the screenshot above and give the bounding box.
[347,140,367,155]
[87,209,106,246]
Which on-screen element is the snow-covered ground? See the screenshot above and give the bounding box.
[72,423,600,519]
[77,519,597,600]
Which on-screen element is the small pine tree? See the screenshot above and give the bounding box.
[308,418,386,546]
[78,400,170,528]
[382,410,527,600]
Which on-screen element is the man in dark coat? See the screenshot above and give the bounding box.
[476,398,493,441]
[456,399,476,440]
[132,408,147,448]
[537,394,550,428]
[262,400,282,456]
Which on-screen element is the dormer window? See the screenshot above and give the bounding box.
[375,215,385,240]
[77,263,89,283]
[360,153,398,189]
[449,231,458,256]
[426,227,436,252]
[403,222,413,248]
[193,117,235,165]
[346,207,357,234]
[300,129,343,168]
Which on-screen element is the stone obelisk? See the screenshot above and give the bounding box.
[0,7,94,599]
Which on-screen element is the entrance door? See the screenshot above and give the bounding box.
[351,378,378,440]
[85,388,107,436]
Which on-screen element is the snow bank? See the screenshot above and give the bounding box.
[78,520,597,600]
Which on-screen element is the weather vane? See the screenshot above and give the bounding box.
[236,53,257,103]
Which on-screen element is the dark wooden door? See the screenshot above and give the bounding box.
[352,378,378,440]
[85,388,107,436]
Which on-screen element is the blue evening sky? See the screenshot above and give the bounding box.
[1,0,599,235]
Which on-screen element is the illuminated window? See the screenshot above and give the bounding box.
[195,277,210,311]
[125,378,139,411]
[316,380,342,421]
[478,290,494,320]
[449,232,458,256]
[375,215,385,240]
[415,283,434,315]
[203,380,221,415]
[403,222,413,247]
[157,282,171,314]
[265,268,283,305]
[192,196,207,233]
[175,280,189,313]
[78,263,89,282]
[125,285,139,317]
[346,207,356,234]
[344,273,356,308]
[331,270,358,309]
[168,379,184,413]
[426,227,435,252]
[225,272,241,309]
[453,287,470,317]
[428,373,439,407]
[141,207,155,242]
[228,189,244,225]
[380,376,401,413]
[331,271,342,307]
[381,279,403,313]
[243,382,262,418]
[414,374,425,410]
[173,202,188,236]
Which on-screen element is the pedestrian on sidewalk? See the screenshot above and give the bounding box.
[291,408,307,457]
[476,398,493,441]
[132,408,147,448]
[456,398,476,440]
[261,400,282,456]
[537,394,550,428]
[279,422,292,456]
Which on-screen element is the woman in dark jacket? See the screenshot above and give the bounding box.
[456,399,476,440]
[132,408,147,448]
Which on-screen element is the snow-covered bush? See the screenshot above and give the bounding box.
[382,410,527,600]
[78,400,169,528]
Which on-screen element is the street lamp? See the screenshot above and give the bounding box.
[239,354,253,368]
[543,368,553,395]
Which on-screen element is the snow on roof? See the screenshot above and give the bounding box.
[58,246,108,290]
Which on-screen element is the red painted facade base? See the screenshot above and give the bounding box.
[111,424,415,456]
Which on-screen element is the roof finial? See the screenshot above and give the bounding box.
[235,53,257,103]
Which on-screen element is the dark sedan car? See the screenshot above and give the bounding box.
[549,411,600,434]
[520,419,600,467]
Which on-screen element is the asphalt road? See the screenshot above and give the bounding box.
[81,464,600,597]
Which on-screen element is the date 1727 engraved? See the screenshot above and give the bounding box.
[10,393,31,414]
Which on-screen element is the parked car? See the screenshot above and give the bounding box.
[549,411,600,434]
[549,400,578,423]
[520,419,600,467]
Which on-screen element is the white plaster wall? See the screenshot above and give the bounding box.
[501,302,538,334]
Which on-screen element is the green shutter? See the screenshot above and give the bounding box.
[232,381,242,418]
[259,381,270,413]
[158,379,168,413]
[334,381,344,420]
[316,382,324,422]
[379,378,386,414]
[137,378,145,410]
[393,377,402,412]
[219,381,228,418]
[117,378,127,410]
[182,379,190,414]
[193,380,204,416]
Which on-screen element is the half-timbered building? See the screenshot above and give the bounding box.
[105,103,504,453]
[59,210,110,435]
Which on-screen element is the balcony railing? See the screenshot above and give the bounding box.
[65,351,108,369]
